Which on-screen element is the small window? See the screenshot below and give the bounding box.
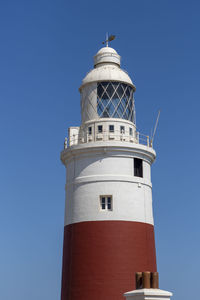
[107,196,112,210]
[109,125,114,132]
[101,197,106,209]
[100,195,112,211]
[129,127,133,136]
[98,125,103,133]
[134,158,143,178]
[120,126,125,134]
[88,126,92,135]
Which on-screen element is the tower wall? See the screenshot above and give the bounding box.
[61,143,157,300]
[60,46,157,300]
[61,221,156,300]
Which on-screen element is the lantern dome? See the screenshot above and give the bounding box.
[80,47,136,90]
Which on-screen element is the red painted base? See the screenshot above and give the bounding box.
[61,221,157,300]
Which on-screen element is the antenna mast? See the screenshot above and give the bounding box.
[150,110,160,146]
[106,32,108,47]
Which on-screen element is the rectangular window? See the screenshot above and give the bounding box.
[129,127,133,136]
[101,197,106,209]
[109,125,114,132]
[120,126,125,134]
[134,158,143,178]
[100,196,112,211]
[88,126,92,135]
[98,125,103,133]
[107,196,112,210]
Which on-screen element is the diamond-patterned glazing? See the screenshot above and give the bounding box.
[97,81,135,122]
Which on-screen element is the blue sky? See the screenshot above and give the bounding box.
[0,1,199,299]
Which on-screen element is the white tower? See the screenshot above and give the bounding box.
[61,46,157,300]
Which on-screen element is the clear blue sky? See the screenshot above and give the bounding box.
[0,1,199,299]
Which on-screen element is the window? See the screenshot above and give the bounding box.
[98,125,103,133]
[100,196,112,211]
[97,81,135,122]
[109,125,114,132]
[129,127,133,136]
[88,126,92,135]
[134,158,143,178]
[120,126,125,134]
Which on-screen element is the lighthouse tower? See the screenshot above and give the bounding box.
[60,45,157,300]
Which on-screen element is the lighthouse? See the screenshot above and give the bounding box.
[60,44,158,300]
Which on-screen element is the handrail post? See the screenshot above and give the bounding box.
[137,132,139,143]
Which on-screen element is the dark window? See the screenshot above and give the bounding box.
[88,127,92,135]
[101,197,106,209]
[109,125,114,132]
[100,196,112,210]
[98,125,103,133]
[129,127,133,136]
[134,158,143,177]
[107,197,112,210]
[120,126,125,134]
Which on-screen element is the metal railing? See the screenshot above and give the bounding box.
[64,130,151,149]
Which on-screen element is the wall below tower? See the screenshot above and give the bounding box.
[61,220,157,300]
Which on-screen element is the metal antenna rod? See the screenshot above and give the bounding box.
[151,110,160,146]
[106,32,108,47]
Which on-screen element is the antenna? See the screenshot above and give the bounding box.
[102,34,116,46]
[150,110,160,146]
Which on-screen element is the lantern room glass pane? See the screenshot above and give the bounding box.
[97,81,134,122]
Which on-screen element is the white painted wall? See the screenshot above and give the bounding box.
[64,180,153,226]
[81,82,98,123]
[62,144,155,226]
[124,289,173,300]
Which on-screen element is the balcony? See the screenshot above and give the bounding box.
[64,131,152,149]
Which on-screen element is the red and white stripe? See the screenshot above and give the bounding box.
[61,142,157,300]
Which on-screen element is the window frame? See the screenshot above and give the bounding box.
[109,125,114,133]
[134,158,143,178]
[120,126,125,134]
[129,127,133,136]
[100,195,113,211]
[97,125,103,133]
[97,81,134,122]
[88,126,92,135]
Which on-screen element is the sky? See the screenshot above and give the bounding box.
[0,0,200,299]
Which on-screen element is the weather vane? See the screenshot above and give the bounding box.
[102,33,116,47]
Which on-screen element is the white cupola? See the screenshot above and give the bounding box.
[79,46,136,124]
[94,46,121,67]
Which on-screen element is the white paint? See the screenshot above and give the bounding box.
[80,47,135,90]
[68,127,80,146]
[81,82,98,122]
[64,180,154,226]
[124,289,173,300]
[94,47,120,67]
[61,45,157,229]
[61,142,156,226]
[83,119,137,143]
[80,64,135,91]
[67,119,139,146]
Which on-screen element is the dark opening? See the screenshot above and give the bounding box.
[107,197,112,210]
[101,197,106,209]
[98,125,103,133]
[120,126,125,134]
[134,158,143,177]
